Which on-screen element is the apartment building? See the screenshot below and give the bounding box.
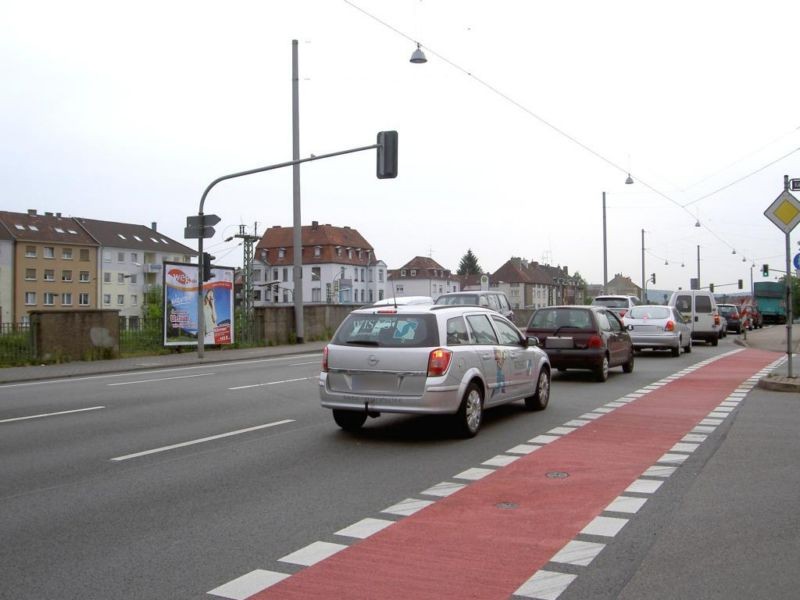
[255,221,387,305]
[386,256,460,300]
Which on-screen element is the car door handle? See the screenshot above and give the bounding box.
[481,353,493,359]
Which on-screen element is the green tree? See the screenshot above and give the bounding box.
[457,249,483,276]
[571,271,588,304]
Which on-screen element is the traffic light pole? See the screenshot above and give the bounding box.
[193,140,387,359]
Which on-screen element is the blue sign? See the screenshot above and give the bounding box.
[794,252,800,270]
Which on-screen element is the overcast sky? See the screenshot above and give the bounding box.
[3,0,799,292]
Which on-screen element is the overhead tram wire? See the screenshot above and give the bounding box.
[342,0,740,255]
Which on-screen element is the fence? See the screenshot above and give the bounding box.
[119,317,164,355]
[0,322,36,366]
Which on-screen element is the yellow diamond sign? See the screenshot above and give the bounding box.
[764,190,800,233]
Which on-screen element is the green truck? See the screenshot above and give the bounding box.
[754,281,786,324]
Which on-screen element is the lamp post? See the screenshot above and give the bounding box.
[697,245,701,289]
[602,192,608,294]
[641,229,646,302]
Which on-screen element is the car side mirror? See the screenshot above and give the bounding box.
[627,324,634,331]
[527,336,540,348]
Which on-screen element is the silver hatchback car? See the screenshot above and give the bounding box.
[319,305,551,437]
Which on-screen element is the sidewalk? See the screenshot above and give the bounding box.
[733,323,800,392]
[0,341,329,384]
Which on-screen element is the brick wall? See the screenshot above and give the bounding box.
[31,310,119,361]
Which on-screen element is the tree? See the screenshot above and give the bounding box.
[457,249,483,276]
[571,271,588,304]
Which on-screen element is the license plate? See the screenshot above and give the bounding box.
[546,337,574,349]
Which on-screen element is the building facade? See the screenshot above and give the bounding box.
[255,221,387,305]
[386,256,460,300]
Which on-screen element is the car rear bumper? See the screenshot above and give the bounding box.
[543,348,605,370]
[630,333,680,349]
[319,373,462,414]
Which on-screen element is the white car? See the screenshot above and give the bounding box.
[623,305,692,356]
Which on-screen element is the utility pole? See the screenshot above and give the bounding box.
[235,223,260,344]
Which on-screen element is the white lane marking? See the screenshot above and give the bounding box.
[550,540,606,566]
[625,479,663,494]
[670,442,699,453]
[515,569,577,599]
[605,496,648,514]
[507,444,541,455]
[278,541,347,566]
[658,452,689,465]
[288,361,320,366]
[228,376,315,390]
[547,427,577,436]
[528,434,560,444]
[110,419,294,461]
[381,498,434,517]
[0,353,323,388]
[564,419,591,427]
[335,518,394,539]
[421,481,465,497]
[0,405,105,423]
[454,467,494,481]
[483,454,520,467]
[208,570,289,599]
[643,465,677,478]
[581,516,629,537]
[107,372,215,386]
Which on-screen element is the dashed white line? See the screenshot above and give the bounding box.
[110,419,294,461]
[0,405,105,423]
[229,376,315,390]
[208,570,289,600]
[278,541,346,566]
[107,372,215,386]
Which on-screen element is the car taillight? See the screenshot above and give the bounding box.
[618,309,628,318]
[714,314,720,326]
[665,320,675,331]
[322,346,329,372]
[427,348,453,377]
[588,335,604,349]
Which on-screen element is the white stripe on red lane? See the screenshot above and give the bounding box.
[248,348,779,600]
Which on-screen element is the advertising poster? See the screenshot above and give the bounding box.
[163,261,235,347]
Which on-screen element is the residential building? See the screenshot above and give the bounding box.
[255,221,387,305]
[73,218,195,326]
[477,258,580,309]
[605,273,641,298]
[0,210,100,323]
[386,256,459,300]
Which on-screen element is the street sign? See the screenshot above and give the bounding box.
[763,190,800,233]
[790,178,800,192]
[184,214,221,239]
[794,252,800,270]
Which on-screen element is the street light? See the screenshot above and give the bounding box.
[410,43,427,64]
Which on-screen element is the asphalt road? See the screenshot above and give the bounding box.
[0,336,796,599]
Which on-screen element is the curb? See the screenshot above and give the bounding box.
[757,375,800,393]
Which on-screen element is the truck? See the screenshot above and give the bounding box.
[753,281,786,324]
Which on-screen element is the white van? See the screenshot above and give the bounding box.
[668,290,722,346]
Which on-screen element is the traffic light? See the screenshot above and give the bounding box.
[738,279,743,289]
[762,264,769,277]
[709,283,715,293]
[202,252,215,282]
[376,130,398,179]
[650,272,656,285]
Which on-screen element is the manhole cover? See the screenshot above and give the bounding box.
[496,502,518,510]
[546,471,570,479]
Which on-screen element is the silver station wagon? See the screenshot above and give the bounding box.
[319,305,551,437]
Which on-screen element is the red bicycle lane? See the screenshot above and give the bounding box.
[250,348,778,600]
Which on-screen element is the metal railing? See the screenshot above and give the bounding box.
[0,322,36,365]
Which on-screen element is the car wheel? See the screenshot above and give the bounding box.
[525,368,550,411]
[684,339,692,354]
[671,342,680,357]
[455,382,483,438]
[595,355,609,382]
[711,334,719,347]
[332,409,367,432]
[622,350,635,373]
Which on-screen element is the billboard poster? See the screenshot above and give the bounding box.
[162,261,235,347]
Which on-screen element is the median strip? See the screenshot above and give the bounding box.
[110,419,294,461]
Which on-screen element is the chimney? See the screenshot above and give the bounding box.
[312,220,319,229]
[28,209,37,215]
[56,212,61,217]
[45,212,53,216]
[151,222,157,231]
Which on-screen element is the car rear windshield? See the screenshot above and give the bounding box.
[528,308,594,330]
[592,298,629,308]
[719,306,738,316]
[628,306,670,319]
[333,313,439,348]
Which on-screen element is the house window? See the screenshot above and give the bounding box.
[103,294,111,305]
[103,251,111,263]
[62,293,73,306]
[357,249,362,259]
[80,271,90,282]
[43,269,55,281]
[103,272,111,283]
[118,252,125,262]
[118,273,125,283]
[128,274,137,284]
[336,247,342,257]
[272,269,278,281]
[354,270,358,282]
[253,269,262,282]
[62,270,72,282]
[379,270,384,283]
[348,249,353,259]
[312,288,321,302]
[396,285,404,294]
[401,270,407,277]
[282,268,288,282]
[410,269,416,277]
[131,295,138,306]
[25,268,36,280]
[131,252,138,263]
[25,292,36,305]
[25,246,36,258]
[43,292,56,306]
[311,267,320,281]
[80,249,90,261]
[369,289,373,303]
[117,294,125,305]
[62,248,73,260]
[278,248,286,258]
[361,268,365,281]
[79,293,90,306]
[314,246,321,257]
[43,247,55,259]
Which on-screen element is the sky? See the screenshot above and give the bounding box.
[3,0,800,294]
